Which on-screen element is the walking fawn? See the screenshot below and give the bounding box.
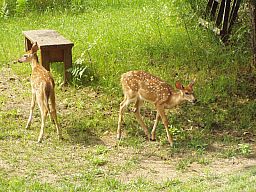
[18,42,62,143]
[117,70,196,146]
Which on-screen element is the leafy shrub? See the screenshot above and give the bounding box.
[238,143,252,156]
[0,0,17,17]
[188,0,207,14]
[0,1,9,18]
[30,0,71,11]
[68,52,96,86]
[15,0,27,16]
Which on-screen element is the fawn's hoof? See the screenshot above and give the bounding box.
[25,125,30,129]
[59,136,64,141]
[116,135,121,140]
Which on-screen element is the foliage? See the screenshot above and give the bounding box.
[0,0,150,14]
[238,143,253,156]
[15,0,27,16]
[188,0,207,13]
[0,1,9,18]
[68,52,96,87]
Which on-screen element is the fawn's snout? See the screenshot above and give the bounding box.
[192,97,197,104]
[18,57,25,63]
[18,53,31,63]
[187,93,197,104]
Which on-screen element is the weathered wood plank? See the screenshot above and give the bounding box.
[22,30,73,48]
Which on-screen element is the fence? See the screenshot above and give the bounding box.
[204,0,242,42]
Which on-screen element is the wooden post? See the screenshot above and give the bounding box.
[40,48,50,71]
[216,0,226,27]
[25,37,32,51]
[229,0,241,31]
[206,0,214,15]
[206,0,219,19]
[221,0,231,42]
[211,0,219,18]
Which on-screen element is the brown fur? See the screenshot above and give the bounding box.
[18,42,62,143]
[117,70,196,146]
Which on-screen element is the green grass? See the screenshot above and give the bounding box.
[0,166,256,191]
[0,0,256,191]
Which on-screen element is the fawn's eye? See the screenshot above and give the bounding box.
[185,92,189,95]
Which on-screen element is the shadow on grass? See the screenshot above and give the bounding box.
[237,70,256,100]
[64,120,105,146]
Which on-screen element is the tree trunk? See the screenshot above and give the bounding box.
[249,0,256,67]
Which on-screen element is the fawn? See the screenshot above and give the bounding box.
[18,42,62,143]
[117,70,196,146]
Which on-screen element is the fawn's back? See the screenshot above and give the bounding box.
[31,64,55,98]
[121,70,174,104]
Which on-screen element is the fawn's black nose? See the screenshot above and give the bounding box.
[192,99,197,104]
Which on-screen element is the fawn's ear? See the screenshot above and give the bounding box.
[175,81,184,90]
[31,42,39,53]
[188,78,196,89]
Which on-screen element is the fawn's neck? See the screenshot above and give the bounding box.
[167,91,184,108]
[31,55,40,69]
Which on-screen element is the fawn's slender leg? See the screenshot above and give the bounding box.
[157,107,173,146]
[117,96,129,139]
[47,103,54,123]
[50,109,62,140]
[37,94,48,143]
[26,92,36,129]
[151,111,160,141]
[134,99,150,140]
[38,110,47,143]
[50,93,62,140]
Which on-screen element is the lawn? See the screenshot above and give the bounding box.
[0,0,256,191]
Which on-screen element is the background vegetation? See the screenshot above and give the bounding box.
[0,0,255,191]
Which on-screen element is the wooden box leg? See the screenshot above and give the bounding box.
[25,38,32,51]
[40,49,50,71]
[63,48,72,84]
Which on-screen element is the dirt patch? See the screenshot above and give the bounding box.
[100,133,256,183]
[117,155,256,183]
[118,159,178,183]
[0,67,30,113]
[0,158,13,172]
